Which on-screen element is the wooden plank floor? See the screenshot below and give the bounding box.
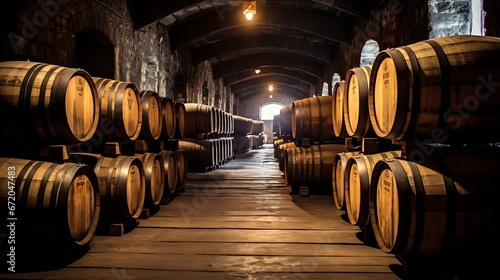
[1,144,404,279]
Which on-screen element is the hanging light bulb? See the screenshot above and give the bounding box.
[269,94,273,98]
[254,68,261,74]
[268,83,274,91]
[243,1,256,21]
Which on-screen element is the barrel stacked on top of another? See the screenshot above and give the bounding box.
[359,35,500,275]
[0,61,100,149]
[180,103,235,172]
[368,35,500,144]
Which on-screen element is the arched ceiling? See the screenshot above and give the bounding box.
[127,0,373,100]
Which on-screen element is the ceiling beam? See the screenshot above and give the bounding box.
[192,34,335,64]
[234,84,308,100]
[223,67,319,87]
[212,53,325,80]
[168,6,350,50]
[231,76,311,95]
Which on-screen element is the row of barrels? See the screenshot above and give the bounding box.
[184,103,234,137]
[180,103,264,138]
[0,60,190,149]
[0,148,187,267]
[332,146,499,259]
[275,35,500,145]
[275,139,499,266]
[179,137,235,172]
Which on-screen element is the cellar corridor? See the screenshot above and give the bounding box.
[1,144,405,280]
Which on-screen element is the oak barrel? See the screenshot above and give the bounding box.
[160,97,176,140]
[273,114,281,136]
[138,90,163,141]
[332,80,349,138]
[184,103,215,136]
[134,152,164,209]
[279,106,293,137]
[344,65,373,138]
[332,151,361,210]
[173,101,187,139]
[368,35,500,142]
[174,148,187,191]
[93,78,142,142]
[71,153,145,224]
[278,141,296,171]
[369,147,500,255]
[233,115,253,136]
[252,120,265,135]
[0,157,100,247]
[299,144,347,194]
[159,150,178,196]
[284,146,303,188]
[0,61,100,144]
[292,96,336,142]
[344,151,402,227]
[179,138,215,172]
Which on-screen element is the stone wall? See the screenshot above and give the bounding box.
[0,0,220,104]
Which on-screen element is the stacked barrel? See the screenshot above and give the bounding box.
[358,35,500,276]
[298,35,500,277]
[0,61,192,269]
[251,119,265,149]
[273,95,352,196]
[0,61,101,267]
[179,103,235,172]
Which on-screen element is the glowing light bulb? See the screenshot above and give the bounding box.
[245,13,254,20]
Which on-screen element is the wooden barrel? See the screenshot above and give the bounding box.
[93,78,142,142]
[332,151,361,210]
[279,106,293,137]
[139,90,163,141]
[71,153,145,224]
[174,148,187,191]
[159,150,178,196]
[0,61,100,145]
[332,80,349,138]
[0,157,100,248]
[252,120,265,135]
[370,147,500,255]
[297,144,347,195]
[368,35,500,143]
[179,138,215,172]
[273,114,281,135]
[233,115,253,136]
[173,101,187,139]
[292,96,336,142]
[344,65,373,138]
[227,136,234,160]
[228,113,235,135]
[274,138,285,158]
[233,135,253,153]
[160,97,176,140]
[278,141,296,171]
[284,146,303,188]
[184,103,215,136]
[134,152,164,209]
[344,151,402,227]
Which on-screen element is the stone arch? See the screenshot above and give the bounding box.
[74,27,114,78]
[259,102,285,120]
